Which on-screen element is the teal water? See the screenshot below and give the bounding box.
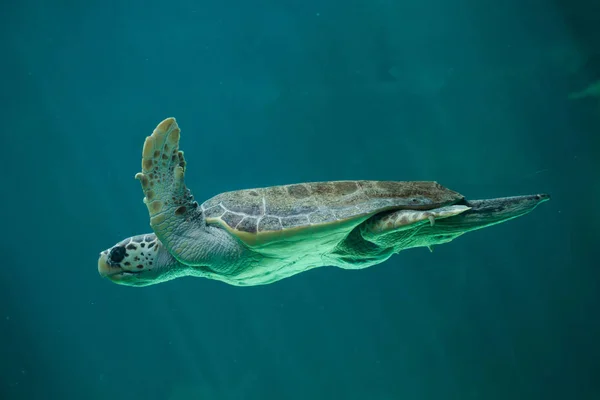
[1,1,599,399]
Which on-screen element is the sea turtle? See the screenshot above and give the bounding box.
[98,118,550,287]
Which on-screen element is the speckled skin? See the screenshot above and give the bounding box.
[97,118,550,287]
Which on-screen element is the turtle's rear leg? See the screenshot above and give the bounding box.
[329,205,470,269]
[361,205,470,249]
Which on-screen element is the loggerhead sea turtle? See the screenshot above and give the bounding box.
[98,118,550,287]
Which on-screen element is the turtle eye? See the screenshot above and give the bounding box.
[109,246,126,263]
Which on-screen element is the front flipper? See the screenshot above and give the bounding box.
[134,118,204,264]
[361,205,470,247]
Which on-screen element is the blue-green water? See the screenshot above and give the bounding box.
[1,1,599,399]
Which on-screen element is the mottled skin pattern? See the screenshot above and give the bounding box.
[97,118,550,287]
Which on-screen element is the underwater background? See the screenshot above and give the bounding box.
[1,0,599,399]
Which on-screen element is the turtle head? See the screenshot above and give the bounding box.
[98,234,185,287]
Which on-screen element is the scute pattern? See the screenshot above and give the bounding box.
[308,209,336,224]
[281,215,309,229]
[237,217,258,233]
[258,216,281,231]
[221,212,244,228]
[200,180,463,235]
[204,204,226,219]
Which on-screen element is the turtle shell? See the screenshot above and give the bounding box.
[200,180,462,250]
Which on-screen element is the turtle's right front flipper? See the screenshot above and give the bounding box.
[135,118,204,264]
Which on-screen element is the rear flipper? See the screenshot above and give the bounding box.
[360,205,470,248]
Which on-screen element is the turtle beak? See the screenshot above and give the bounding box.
[436,193,550,232]
[98,252,126,280]
[98,252,111,277]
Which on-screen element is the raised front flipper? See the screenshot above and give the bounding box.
[134,118,204,264]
